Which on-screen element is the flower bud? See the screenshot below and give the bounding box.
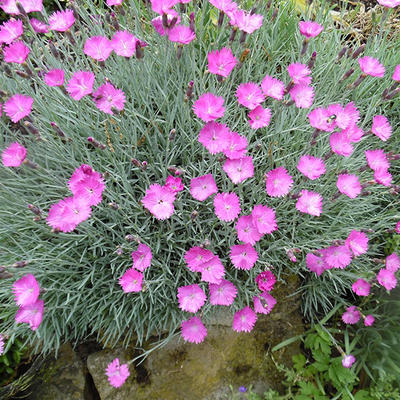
[352,44,365,59]
[88,136,106,150]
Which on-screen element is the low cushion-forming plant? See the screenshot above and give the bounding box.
[0,0,399,381]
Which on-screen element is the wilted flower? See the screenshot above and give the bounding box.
[181,316,207,343]
[2,142,27,167]
[265,167,293,197]
[214,192,241,222]
[342,306,360,324]
[48,10,75,32]
[209,279,237,306]
[190,174,218,201]
[4,94,33,123]
[232,306,257,332]
[236,82,265,110]
[207,47,237,78]
[15,299,44,331]
[177,284,206,313]
[93,82,126,115]
[105,358,130,388]
[358,56,385,77]
[298,21,323,38]
[193,92,225,122]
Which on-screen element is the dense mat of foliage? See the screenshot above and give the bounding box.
[0,0,399,363]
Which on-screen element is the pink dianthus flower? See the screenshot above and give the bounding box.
[131,244,152,272]
[323,245,352,269]
[386,253,400,272]
[287,63,312,85]
[261,75,285,100]
[346,230,368,256]
[289,84,314,108]
[29,18,48,33]
[198,121,230,154]
[305,253,326,276]
[372,115,392,142]
[209,279,237,306]
[69,174,105,206]
[167,24,195,44]
[364,315,375,326]
[0,19,23,44]
[255,270,276,292]
[230,243,258,270]
[352,279,370,296]
[232,306,257,332]
[365,149,390,171]
[184,246,214,272]
[295,190,323,217]
[342,354,356,368]
[377,268,397,291]
[105,358,130,388]
[190,174,218,201]
[298,21,324,38]
[265,167,293,197]
[342,306,360,324]
[223,131,248,160]
[251,204,277,235]
[207,47,237,78]
[119,268,143,292]
[393,65,400,81]
[151,12,180,36]
[67,71,95,101]
[200,255,225,284]
[181,316,207,344]
[48,10,75,32]
[177,284,206,313]
[248,105,271,129]
[165,176,184,193]
[44,69,65,87]
[141,184,176,220]
[4,94,33,123]
[112,30,146,58]
[193,92,225,122]
[15,299,44,331]
[234,10,263,34]
[235,215,262,245]
[374,169,392,187]
[2,142,27,167]
[297,155,326,180]
[213,192,241,222]
[337,174,361,199]
[93,82,126,115]
[12,274,40,306]
[236,82,265,110]
[358,56,385,77]
[223,156,254,184]
[329,132,354,157]
[253,292,276,314]
[84,36,113,61]
[151,0,178,15]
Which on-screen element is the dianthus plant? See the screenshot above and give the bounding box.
[0,0,399,356]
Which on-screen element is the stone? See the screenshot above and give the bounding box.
[87,275,303,400]
[27,343,86,400]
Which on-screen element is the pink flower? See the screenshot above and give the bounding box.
[141,184,176,220]
[193,92,225,122]
[342,306,360,324]
[105,358,130,388]
[256,270,276,292]
[12,274,40,306]
[4,94,33,123]
[248,106,271,129]
[68,164,103,192]
[84,36,113,61]
[0,19,23,44]
[287,63,312,85]
[0,0,19,14]
[2,142,27,167]
[372,115,392,142]
[184,246,214,272]
[235,215,262,245]
[213,192,241,222]
[305,253,326,276]
[0,335,4,355]
[307,107,333,132]
[251,204,277,235]
[69,175,105,206]
[296,190,323,217]
[377,0,400,6]
[46,196,92,233]
[200,256,225,284]
[177,284,206,313]
[151,13,180,36]
[346,231,368,256]
[209,0,237,13]
[342,354,356,368]
[198,121,230,154]
[167,24,196,44]
[181,316,207,343]
[329,132,353,157]
[365,149,390,171]
[48,10,75,32]
[396,221,400,234]
[253,292,276,314]
[44,69,65,87]
[207,47,237,78]
[386,253,400,272]
[374,169,392,187]
[223,156,254,184]
[165,176,184,193]
[236,82,265,110]
[119,268,143,292]
[15,299,44,331]
[364,315,375,326]
[261,75,285,101]
[298,21,324,38]
[393,65,400,81]
[297,155,326,180]
[352,279,370,296]
[342,124,364,143]
[223,131,248,160]
[337,174,361,199]
[151,0,178,15]
[289,84,314,108]
[233,10,263,34]
[232,306,257,332]
[323,245,352,269]
[377,268,397,291]
[93,82,126,115]
[18,0,43,13]
[131,244,152,272]
[29,18,48,33]
[107,0,124,5]
[336,102,360,130]
[67,71,95,101]
[358,56,385,77]
[111,30,144,58]
[209,279,237,306]
[230,244,258,270]
[190,174,218,201]
[265,167,293,197]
